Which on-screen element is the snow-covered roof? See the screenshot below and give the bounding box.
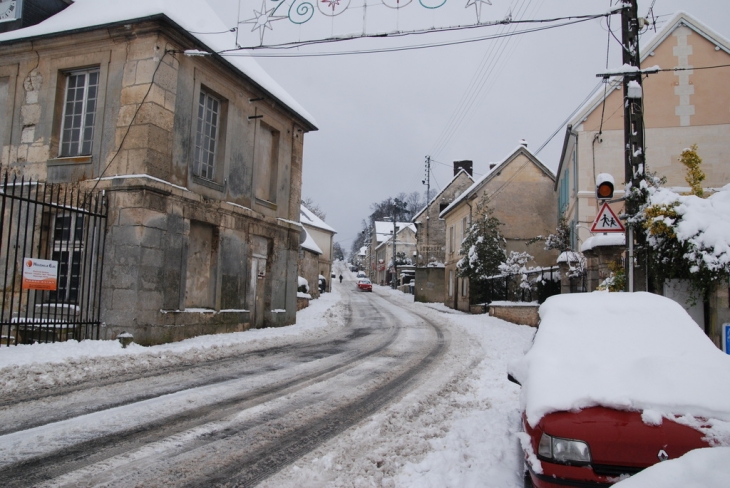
[509,292,730,433]
[300,228,322,255]
[373,221,416,243]
[358,246,367,256]
[374,224,416,251]
[300,205,336,234]
[0,0,316,129]
[439,145,554,218]
[412,169,474,221]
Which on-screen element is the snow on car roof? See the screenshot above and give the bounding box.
[509,292,730,436]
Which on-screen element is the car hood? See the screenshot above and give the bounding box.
[539,407,709,468]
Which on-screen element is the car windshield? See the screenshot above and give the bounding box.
[509,292,730,439]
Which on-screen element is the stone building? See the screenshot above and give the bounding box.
[440,143,557,311]
[0,0,317,344]
[412,162,474,267]
[411,162,473,303]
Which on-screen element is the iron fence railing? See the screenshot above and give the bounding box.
[0,174,107,346]
[470,266,561,306]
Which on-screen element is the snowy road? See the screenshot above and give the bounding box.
[0,280,454,487]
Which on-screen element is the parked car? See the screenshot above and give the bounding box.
[356,278,372,292]
[509,292,730,488]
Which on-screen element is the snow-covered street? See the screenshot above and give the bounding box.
[0,266,535,487]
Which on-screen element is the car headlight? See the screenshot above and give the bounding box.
[538,433,592,464]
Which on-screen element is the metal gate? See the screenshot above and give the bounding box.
[0,174,107,346]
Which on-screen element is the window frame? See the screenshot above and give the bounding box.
[189,72,231,193]
[47,52,110,169]
[58,68,100,158]
[193,89,222,182]
[253,118,282,207]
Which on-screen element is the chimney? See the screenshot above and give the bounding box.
[453,160,473,177]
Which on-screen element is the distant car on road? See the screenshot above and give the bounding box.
[331,272,336,279]
[356,271,367,279]
[509,292,730,488]
[356,278,372,292]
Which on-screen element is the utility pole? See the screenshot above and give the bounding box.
[391,198,406,289]
[621,0,647,292]
[422,156,431,266]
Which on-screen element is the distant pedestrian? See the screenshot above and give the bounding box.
[339,274,343,283]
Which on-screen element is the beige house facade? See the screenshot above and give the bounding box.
[372,222,416,286]
[0,0,317,345]
[554,12,730,347]
[441,144,557,311]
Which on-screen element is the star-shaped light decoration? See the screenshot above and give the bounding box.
[241,0,288,45]
[321,0,341,12]
[465,0,492,23]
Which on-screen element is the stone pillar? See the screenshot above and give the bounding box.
[583,245,625,292]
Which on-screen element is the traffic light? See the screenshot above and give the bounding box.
[596,173,615,200]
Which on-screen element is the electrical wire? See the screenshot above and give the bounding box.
[427,0,539,159]
[232,10,619,51]
[219,16,603,58]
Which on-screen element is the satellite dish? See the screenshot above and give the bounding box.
[299,227,307,245]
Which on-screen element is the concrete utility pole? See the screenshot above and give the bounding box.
[422,156,431,266]
[621,0,647,292]
[391,198,407,289]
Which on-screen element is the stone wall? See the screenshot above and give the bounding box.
[489,303,539,327]
[415,268,445,303]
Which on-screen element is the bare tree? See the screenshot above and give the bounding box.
[302,197,327,221]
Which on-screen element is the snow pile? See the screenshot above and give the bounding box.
[510,292,730,443]
[613,447,730,488]
[0,288,346,397]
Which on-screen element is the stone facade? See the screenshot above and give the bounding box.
[442,144,558,312]
[0,16,316,344]
[412,167,474,267]
[414,267,445,303]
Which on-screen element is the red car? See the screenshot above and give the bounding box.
[509,292,730,488]
[356,278,372,292]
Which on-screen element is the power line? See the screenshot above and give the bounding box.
[218,14,613,58]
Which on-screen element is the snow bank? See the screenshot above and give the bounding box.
[613,447,730,488]
[0,287,345,397]
[510,292,730,439]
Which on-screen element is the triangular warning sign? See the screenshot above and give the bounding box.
[591,202,625,233]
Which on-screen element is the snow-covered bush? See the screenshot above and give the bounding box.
[297,276,309,294]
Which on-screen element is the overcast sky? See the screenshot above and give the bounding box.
[206,0,730,253]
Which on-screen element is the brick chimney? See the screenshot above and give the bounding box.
[453,160,473,177]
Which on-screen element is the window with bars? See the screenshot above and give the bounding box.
[48,213,85,304]
[59,69,99,157]
[194,90,221,181]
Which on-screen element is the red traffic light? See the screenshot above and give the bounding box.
[597,182,614,199]
[596,173,615,200]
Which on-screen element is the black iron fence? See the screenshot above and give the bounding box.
[470,266,561,306]
[0,174,107,346]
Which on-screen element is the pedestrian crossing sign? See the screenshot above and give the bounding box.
[591,202,625,233]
